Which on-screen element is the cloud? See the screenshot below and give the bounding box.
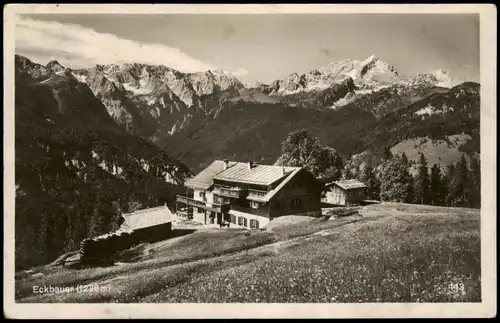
[15,16,248,76]
[230,68,249,76]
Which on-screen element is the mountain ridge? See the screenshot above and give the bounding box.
[15,53,479,174]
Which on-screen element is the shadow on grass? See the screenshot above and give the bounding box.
[113,229,197,264]
[321,202,341,208]
[168,229,197,239]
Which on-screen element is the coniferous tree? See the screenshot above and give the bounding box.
[446,155,472,207]
[400,152,409,166]
[352,164,361,179]
[383,146,393,161]
[458,155,473,207]
[444,164,456,206]
[414,153,431,205]
[406,174,415,204]
[461,155,474,207]
[400,152,414,203]
[342,166,354,180]
[429,164,445,206]
[335,155,345,180]
[469,157,481,208]
[358,162,381,200]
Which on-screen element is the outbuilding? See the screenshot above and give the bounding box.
[322,179,367,206]
[121,204,175,243]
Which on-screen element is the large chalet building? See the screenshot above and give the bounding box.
[176,160,322,229]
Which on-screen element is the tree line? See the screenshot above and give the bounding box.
[279,129,481,209]
[350,149,480,208]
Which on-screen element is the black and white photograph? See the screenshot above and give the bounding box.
[3,4,496,319]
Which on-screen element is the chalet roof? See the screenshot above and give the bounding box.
[261,168,303,202]
[185,160,237,190]
[326,179,367,190]
[213,162,300,186]
[122,205,175,231]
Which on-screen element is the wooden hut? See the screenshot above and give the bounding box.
[121,204,175,243]
[76,205,175,266]
[322,179,367,206]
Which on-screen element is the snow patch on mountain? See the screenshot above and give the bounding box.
[263,55,457,101]
[265,55,401,96]
[75,74,86,83]
[429,69,454,88]
[415,104,454,116]
[122,82,154,95]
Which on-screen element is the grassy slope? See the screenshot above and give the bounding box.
[15,203,480,303]
[391,134,474,171]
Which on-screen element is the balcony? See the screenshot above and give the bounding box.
[213,186,246,199]
[176,195,230,213]
[248,189,268,198]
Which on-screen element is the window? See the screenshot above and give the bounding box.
[249,189,266,197]
[197,207,204,213]
[238,216,244,226]
[291,197,301,207]
[230,214,236,224]
[199,191,205,198]
[251,201,259,209]
[243,217,248,227]
[250,219,260,229]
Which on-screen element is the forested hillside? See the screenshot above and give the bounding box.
[161,82,480,173]
[15,58,192,270]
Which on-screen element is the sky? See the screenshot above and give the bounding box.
[15,13,480,86]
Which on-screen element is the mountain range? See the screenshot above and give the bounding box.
[15,53,480,171]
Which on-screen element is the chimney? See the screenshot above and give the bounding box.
[248,161,254,169]
[223,159,229,170]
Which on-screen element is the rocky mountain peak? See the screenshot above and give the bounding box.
[15,55,53,82]
[261,54,402,96]
[413,69,455,89]
[362,54,379,64]
[430,69,454,87]
[46,60,65,73]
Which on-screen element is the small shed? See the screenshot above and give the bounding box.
[322,179,367,206]
[122,204,175,243]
